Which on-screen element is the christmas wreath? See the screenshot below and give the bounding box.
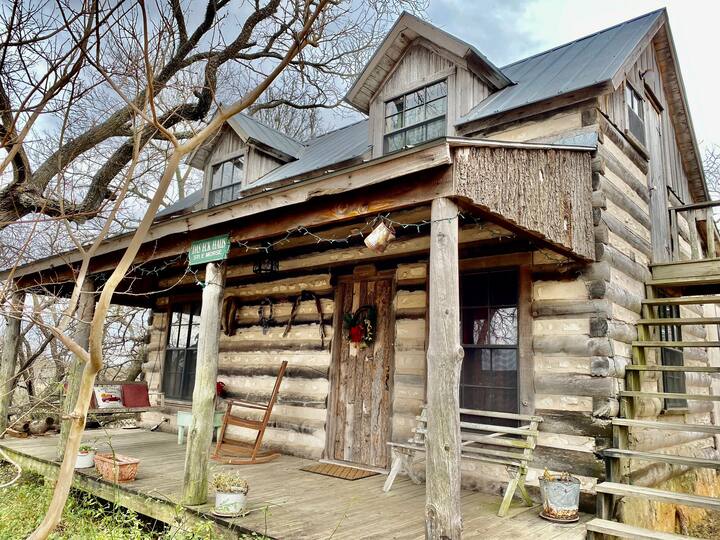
[343,305,377,347]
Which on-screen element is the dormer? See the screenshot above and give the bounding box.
[346,12,512,159]
[189,113,304,209]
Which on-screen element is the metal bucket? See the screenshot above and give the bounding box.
[539,475,581,522]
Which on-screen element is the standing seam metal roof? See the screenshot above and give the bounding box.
[456,9,664,126]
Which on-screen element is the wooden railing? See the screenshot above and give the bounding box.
[669,199,720,261]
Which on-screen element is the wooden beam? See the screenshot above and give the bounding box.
[183,262,226,505]
[0,289,24,435]
[58,278,95,458]
[425,198,463,539]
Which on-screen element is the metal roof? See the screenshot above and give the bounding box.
[457,9,664,127]
[155,188,203,219]
[244,119,370,190]
[227,113,305,159]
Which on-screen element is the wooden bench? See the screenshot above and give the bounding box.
[384,406,543,517]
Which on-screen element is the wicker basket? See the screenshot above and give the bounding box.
[94,453,140,483]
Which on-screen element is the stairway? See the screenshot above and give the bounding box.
[587,258,720,539]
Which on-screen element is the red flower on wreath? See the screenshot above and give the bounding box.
[348,324,365,343]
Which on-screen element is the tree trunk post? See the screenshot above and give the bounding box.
[425,198,463,539]
[58,278,95,459]
[0,288,25,436]
[183,262,225,505]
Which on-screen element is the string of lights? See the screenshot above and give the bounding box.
[111,211,512,291]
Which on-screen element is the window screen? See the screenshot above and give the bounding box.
[626,84,646,146]
[163,304,200,401]
[459,269,519,416]
[658,304,687,409]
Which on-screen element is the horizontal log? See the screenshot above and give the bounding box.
[225,274,333,301]
[595,242,651,283]
[396,263,427,285]
[597,174,650,229]
[224,425,325,459]
[532,298,610,318]
[394,290,427,318]
[533,445,605,478]
[533,335,612,356]
[233,299,334,325]
[219,324,330,352]
[590,356,629,378]
[592,397,619,418]
[601,212,652,258]
[534,372,617,398]
[596,132,649,189]
[536,409,612,438]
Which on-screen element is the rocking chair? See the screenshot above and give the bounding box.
[212,360,288,465]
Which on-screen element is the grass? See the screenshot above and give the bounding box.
[0,465,269,540]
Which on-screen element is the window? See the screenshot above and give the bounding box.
[163,303,200,401]
[383,80,447,154]
[658,304,687,410]
[209,156,244,207]
[625,83,646,146]
[460,269,519,416]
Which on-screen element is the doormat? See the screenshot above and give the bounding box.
[300,463,379,481]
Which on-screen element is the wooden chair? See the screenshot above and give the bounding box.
[212,360,288,465]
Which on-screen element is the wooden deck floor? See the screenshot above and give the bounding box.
[0,429,590,539]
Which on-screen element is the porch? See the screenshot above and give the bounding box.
[0,428,590,539]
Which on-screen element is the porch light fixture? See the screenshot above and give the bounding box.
[364,220,395,253]
[253,247,279,274]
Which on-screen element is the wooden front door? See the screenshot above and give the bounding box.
[328,268,395,468]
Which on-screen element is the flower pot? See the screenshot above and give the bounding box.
[539,475,581,523]
[214,491,247,517]
[94,453,140,483]
[75,451,95,469]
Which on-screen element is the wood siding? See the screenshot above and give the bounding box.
[369,41,491,158]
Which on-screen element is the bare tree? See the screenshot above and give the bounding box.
[0,1,429,538]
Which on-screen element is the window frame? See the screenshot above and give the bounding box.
[163,303,201,402]
[383,78,448,154]
[625,81,646,148]
[207,152,246,208]
[657,303,688,411]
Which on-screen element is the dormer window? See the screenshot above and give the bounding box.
[384,80,447,154]
[209,156,244,207]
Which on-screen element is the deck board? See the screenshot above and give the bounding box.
[0,429,589,539]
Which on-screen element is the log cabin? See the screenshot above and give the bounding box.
[3,8,720,539]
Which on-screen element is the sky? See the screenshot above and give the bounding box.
[425,0,720,151]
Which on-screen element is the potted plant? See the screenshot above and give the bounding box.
[212,471,249,517]
[75,445,95,469]
[94,452,140,483]
[538,469,581,523]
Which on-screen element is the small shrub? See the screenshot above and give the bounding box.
[211,471,249,494]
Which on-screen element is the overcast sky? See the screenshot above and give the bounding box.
[426,0,719,151]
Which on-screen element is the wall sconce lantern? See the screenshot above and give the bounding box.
[253,246,279,274]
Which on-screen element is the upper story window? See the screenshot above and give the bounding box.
[209,156,244,207]
[384,80,447,154]
[625,83,645,146]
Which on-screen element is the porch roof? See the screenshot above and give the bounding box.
[2,137,595,293]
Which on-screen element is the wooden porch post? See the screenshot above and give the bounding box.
[425,198,463,539]
[183,261,225,505]
[58,278,95,458]
[0,288,25,436]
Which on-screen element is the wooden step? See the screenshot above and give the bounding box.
[595,482,720,511]
[632,340,720,348]
[619,390,720,402]
[603,449,720,469]
[612,418,720,434]
[637,317,720,325]
[625,364,720,373]
[643,295,720,306]
[585,518,694,540]
[647,276,720,288]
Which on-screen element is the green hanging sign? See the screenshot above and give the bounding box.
[188,235,230,266]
